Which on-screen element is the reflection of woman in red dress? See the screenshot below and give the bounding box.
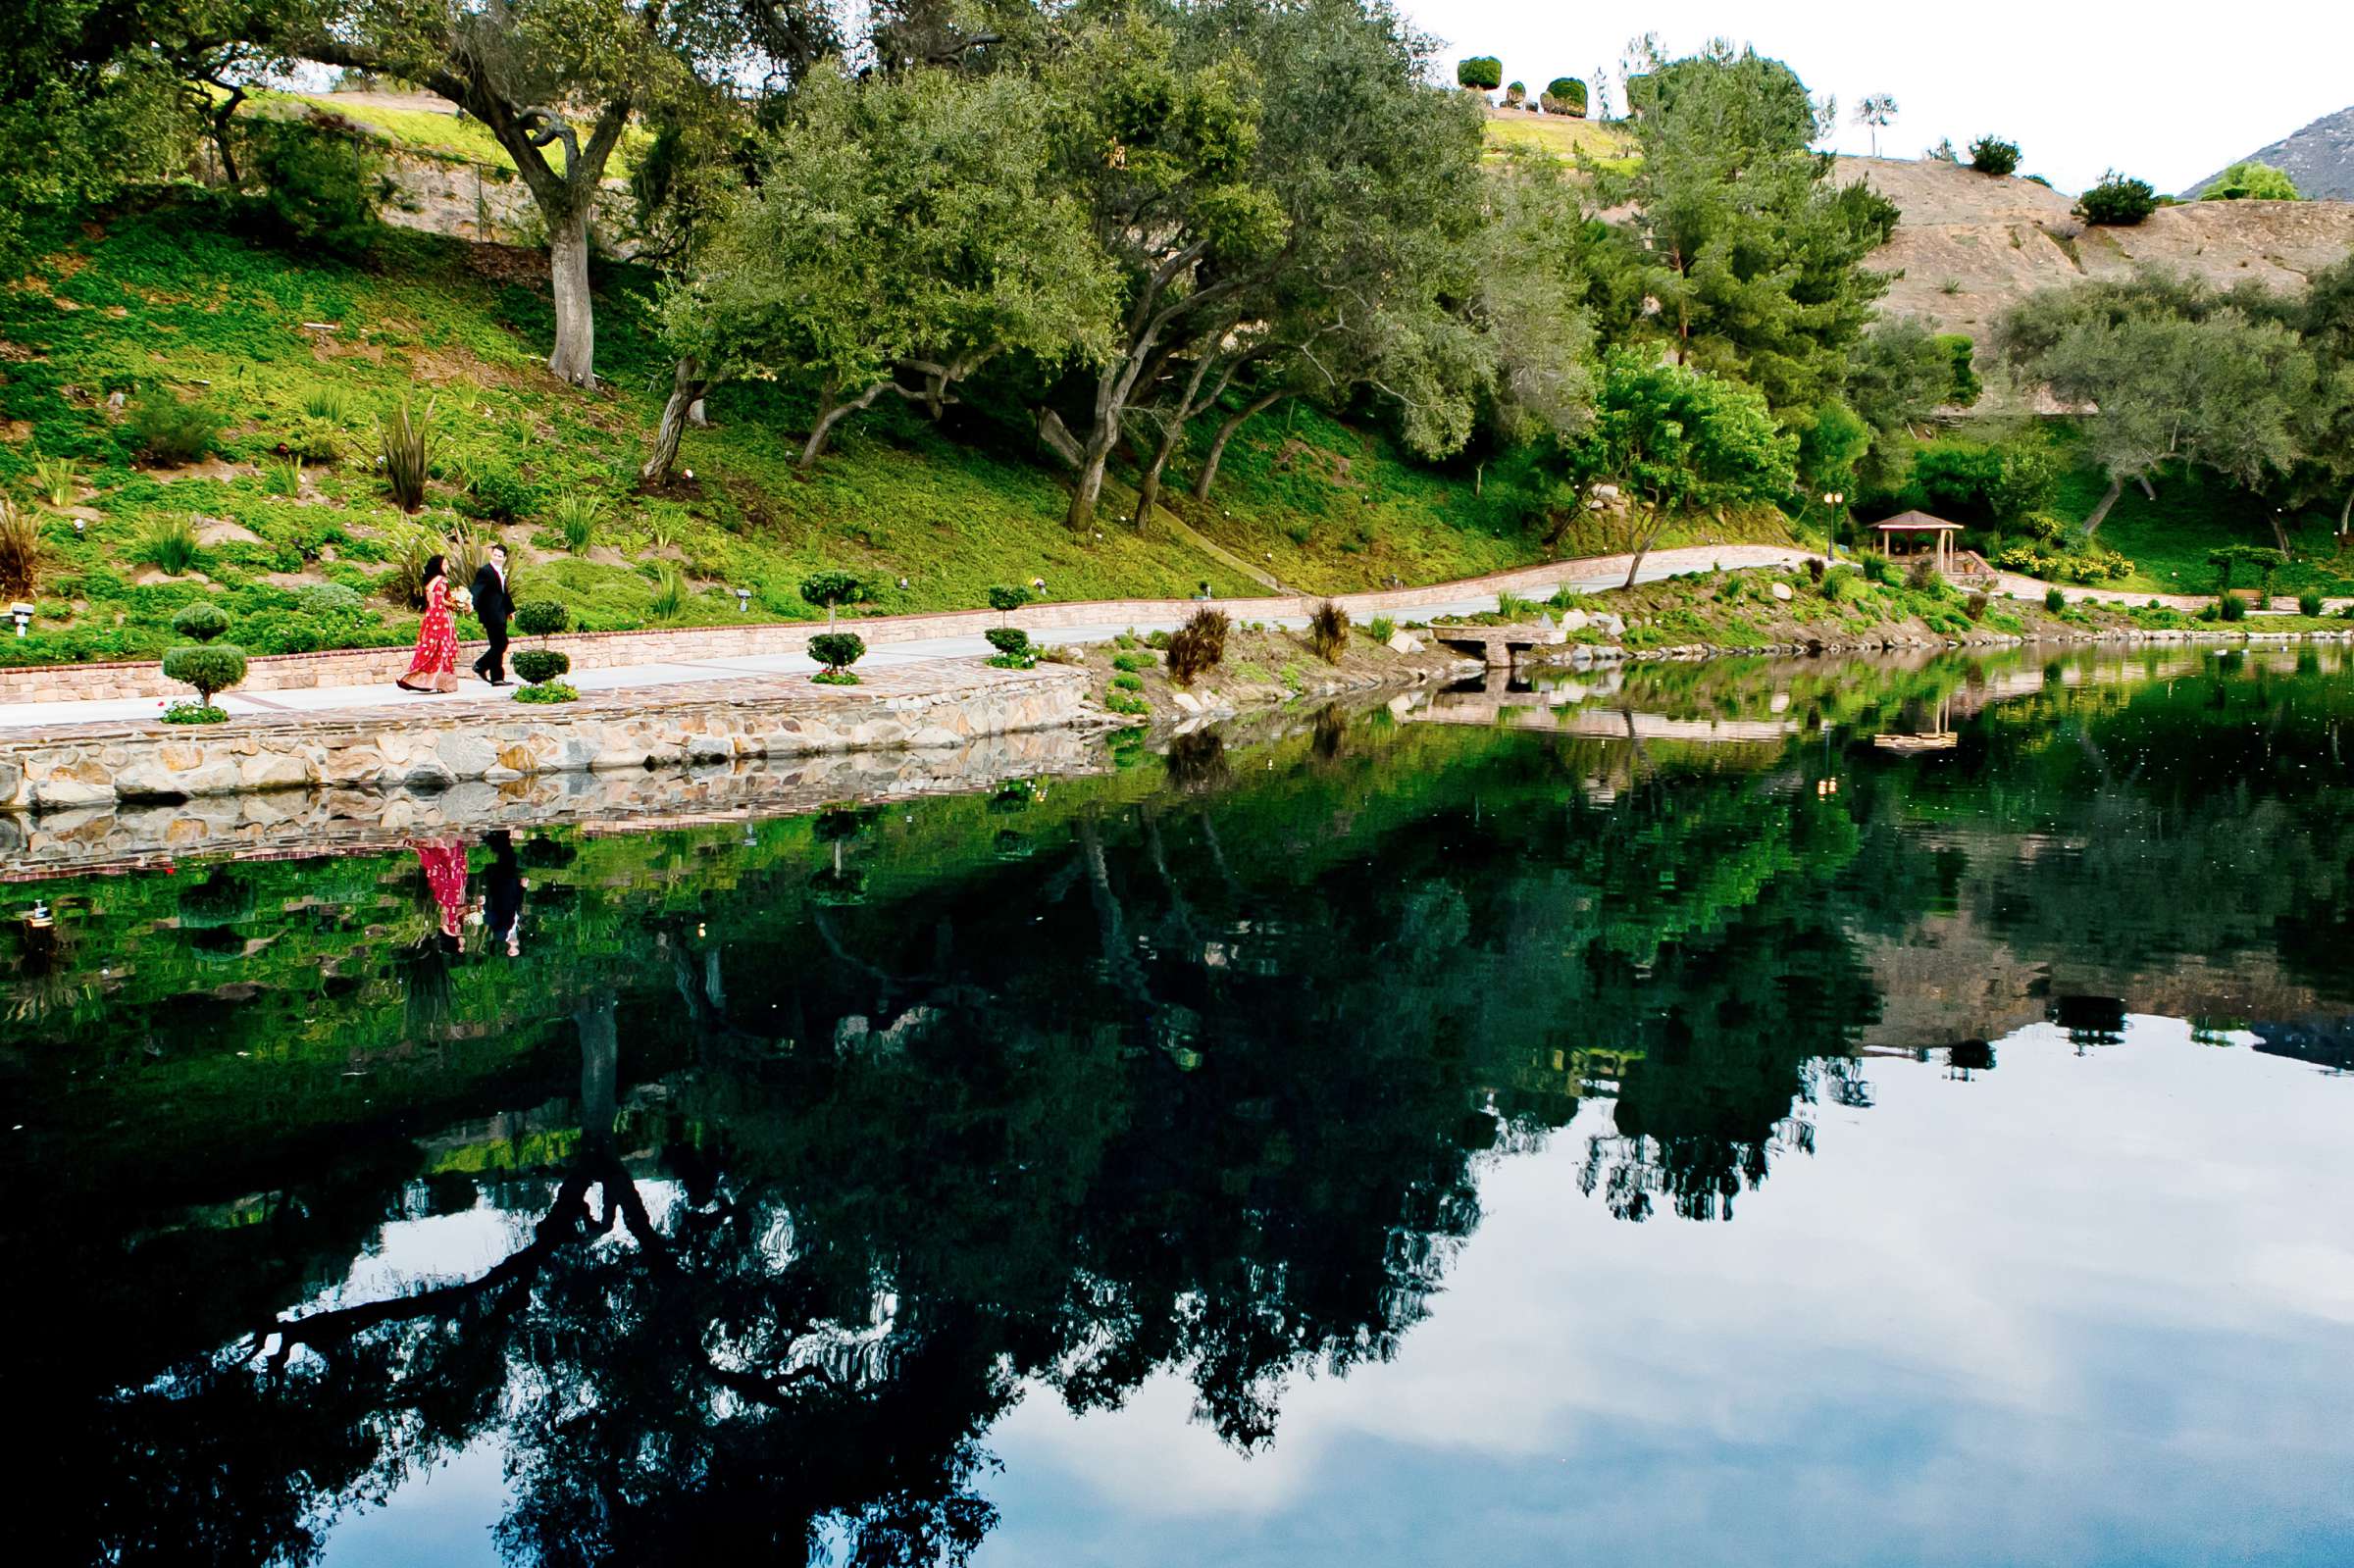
[412,836,469,941]
[398,554,459,693]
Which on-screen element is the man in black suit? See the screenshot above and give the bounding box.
[483,829,525,957]
[471,543,512,685]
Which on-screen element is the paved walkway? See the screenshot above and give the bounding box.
[0,544,1815,732]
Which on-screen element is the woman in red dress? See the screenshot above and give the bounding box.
[398,554,459,692]
[411,836,470,940]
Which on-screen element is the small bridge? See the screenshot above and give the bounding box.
[1426,621,1568,668]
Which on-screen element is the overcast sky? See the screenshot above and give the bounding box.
[1395,0,2354,195]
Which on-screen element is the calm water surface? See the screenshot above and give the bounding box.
[3,646,2350,1566]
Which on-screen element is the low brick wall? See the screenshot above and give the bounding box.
[0,660,1091,812]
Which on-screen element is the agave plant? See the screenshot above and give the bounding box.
[551,492,604,554]
[647,564,688,621]
[0,497,47,598]
[133,514,202,576]
[380,398,435,512]
[266,454,304,497]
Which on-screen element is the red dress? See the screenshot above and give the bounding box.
[400,577,458,691]
[414,839,469,936]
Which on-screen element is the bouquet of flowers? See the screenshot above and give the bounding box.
[448,584,474,614]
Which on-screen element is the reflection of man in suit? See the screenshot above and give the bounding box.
[484,829,525,957]
[471,543,513,686]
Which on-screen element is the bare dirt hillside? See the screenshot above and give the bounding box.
[1838,156,2354,347]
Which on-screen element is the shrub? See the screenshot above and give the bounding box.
[1497,590,1537,619]
[1306,599,1350,662]
[986,583,1032,615]
[1504,81,1526,107]
[465,467,539,523]
[0,498,46,598]
[1167,607,1230,685]
[162,643,248,704]
[799,569,867,627]
[171,601,230,642]
[513,599,569,640]
[32,456,80,508]
[1936,334,1983,408]
[2076,173,2157,226]
[302,386,347,422]
[162,701,230,725]
[1456,56,1502,91]
[2219,593,2247,622]
[241,118,384,260]
[647,566,688,621]
[290,416,341,464]
[513,680,580,704]
[1104,690,1148,716]
[1906,559,1939,592]
[134,515,202,576]
[1968,136,2021,176]
[265,454,304,497]
[2206,161,2300,201]
[380,400,433,512]
[1111,651,1150,672]
[1910,437,2056,523]
[1542,76,1587,116]
[512,648,572,685]
[1966,591,1990,622]
[809,631,866,681]
[2299,591,2324,617]
[551,492,603,553]
[1368,615,1396,644]
[2044,585,2067,613]
[1112,671,1143,691]
[1861,553,1894,584]
[128,388,224,465]
[294,582,365,618]
[985,626,1034,668]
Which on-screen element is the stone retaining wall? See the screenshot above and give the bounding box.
[0,661,1090,812]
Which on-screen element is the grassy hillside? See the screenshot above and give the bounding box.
[0,200,1773,666]
[1479,110,1636,167]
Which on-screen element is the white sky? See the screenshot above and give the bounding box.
[1396,0,2354,195]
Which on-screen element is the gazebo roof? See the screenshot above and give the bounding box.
[1871,511,1964,531]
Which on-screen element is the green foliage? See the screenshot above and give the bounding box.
[32,456,81,507]
[512,680,579,703]
[1937,335,1982,409]
[160,701,230,725]
[2207,162,2300,201]
[161,642,247,703]
[1111,671,1144,691]
[2208,543,2287,593]
[513,599,570,639]
[551,492,603,554]
[128,388,223,465]
[1542,77,1587,116]
[987,583,1032,615]
[295,582,365,618]
[170,601,230,642]
[463,466,539,524]
[133,515,202,576]
[1968,136,2021,176]
[1104,688,1149,715]
[1567,352,1798,535]
[0,498,45,599]
[1368,615,1396,643]
[1168,608,1231,685]
[2076,173,2157,227]
[240,119,384,261]
[380,400,433,513]
[985,626,1034,667]
[1909,437,2057,523]
[264,454,304,497]
[799,570,867,618]
[646,566,688,621]
[1457,57,1504,91]
[809,631,866,672]
[1308,599,1351,661]
[2045,585,2067,612]
[511,648,572,685]
[2299,591,2324,617]
[2218,592,2248,622]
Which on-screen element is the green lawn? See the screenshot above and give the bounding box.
[2052,461,2354,598]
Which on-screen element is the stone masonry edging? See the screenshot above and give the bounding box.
[0,661,1091,812]
[0,546,1818,704]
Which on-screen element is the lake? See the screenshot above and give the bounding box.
[4,644,2350,1566]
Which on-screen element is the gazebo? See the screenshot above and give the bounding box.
[1870,511,1966,573]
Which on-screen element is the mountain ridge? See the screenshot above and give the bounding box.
[2188,104,2354,201]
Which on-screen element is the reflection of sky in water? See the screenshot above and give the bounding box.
[976,1020,2354,1567]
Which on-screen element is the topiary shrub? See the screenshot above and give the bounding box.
[128,389,224,465]
[809,631,866,683]
[513,599,570,640]
[984,626,1034,668]
[800,569,867,628]
[163,643,247,706]
[171,601,230,642]
[1167,607,1230,686]
[1542,76,1587,116]
[2044,585,2067,613]
[987,583,1031,616]
[512,648,571,685]
[1307,599,1350,662]
[1968,136,2021,177]
[1456,56,1502,91]
[2076,172,2157,226]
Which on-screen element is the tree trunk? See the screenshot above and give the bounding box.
[2338,487,2352,555]
[2270,511,2293,558]
[1068,414,1121,532]
[2082,475,2124,534]
[1136,423,1186,523]
[546,203,596,388]
[1035,409,1084,470]
[2137,475,2157,501]
[1193,391,1285,501]
[687,398,708,428]
[640,357,707,484]
[798,379,897,469]
[1622,516,1665,590]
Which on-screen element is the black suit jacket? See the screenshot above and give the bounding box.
[471,563,511,630]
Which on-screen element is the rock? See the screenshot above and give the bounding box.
[1559,609,1590,632]
[238,754,313,791]
[1770,582,1795,602]
[434,733,499,778]
[1171,691,1203,714]
[1387,632,1424,654]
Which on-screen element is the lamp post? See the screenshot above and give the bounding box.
[9,602,31,637]
[1821,491,1847,556]
[734,587,750,615]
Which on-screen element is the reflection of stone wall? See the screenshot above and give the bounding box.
[1,729,1106,881]
[0,662,1092,814]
